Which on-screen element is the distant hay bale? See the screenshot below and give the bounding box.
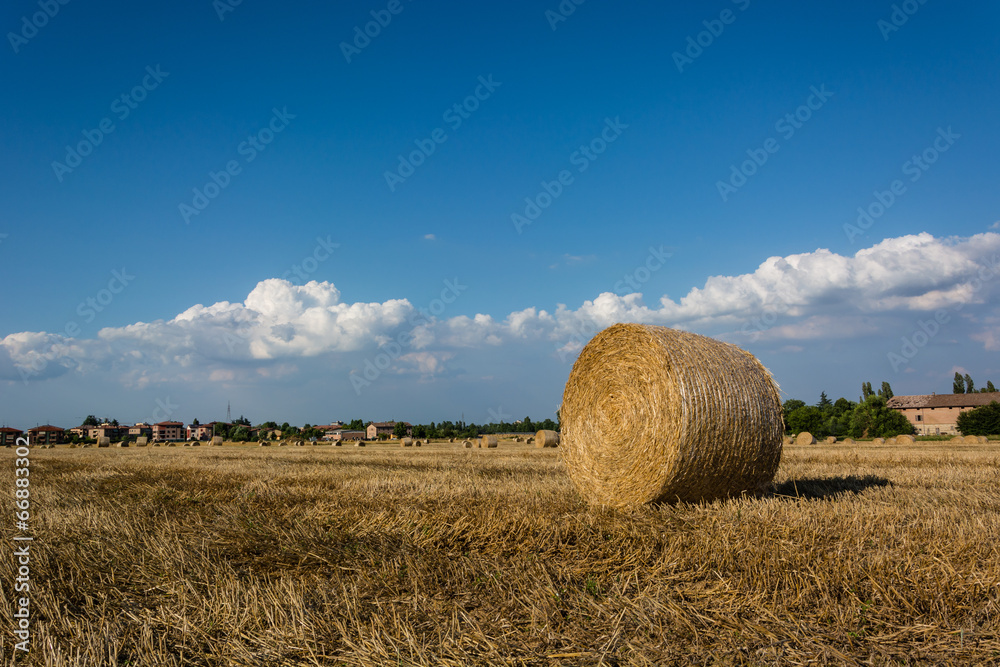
[98,437,111,448]
[561,323,783,507]
[136,436,148,446]
[462,440,473,448]
[886,437,897,445]
[951,435,965,443]
[526,437,534,444]
[824,436,836,444]
[333,441,342,447]
[872,437,885,445]
[355,441,366,447]
[895,434,915,445]
[401,437,414,447]
[191,442,201,447]
[979,435,989,443]
[535,430,560,448]
[259,441,270,447]
[481,434,498,449]
[116,440,129,448]
[167,443,176,447]
[153,443,162,447]
[782,435,793,446]
[842,437,855,445]
[68,443,77,449]
[795,432,816,446]
[211,436,223,446]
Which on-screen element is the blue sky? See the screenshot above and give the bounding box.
[2,0,999,428]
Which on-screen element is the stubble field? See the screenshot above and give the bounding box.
[1,439,999,666]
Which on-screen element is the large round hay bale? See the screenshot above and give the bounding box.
[211,436,223,446]
[481,434,498,449]
[98,437,111,448]
[401,437,414,447]
[895,434,915,445]
[872,437,885,445]
[535,430,560,448]
[561,323,783,507]
[795,432,816,446]
[136,436,148,446]
[842,437,855,445]
[462,440,473,448]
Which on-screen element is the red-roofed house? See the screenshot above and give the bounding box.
[152,421,185,442]
[0,427,24,447]
[887,392,1000,435]
[27,425,65,445]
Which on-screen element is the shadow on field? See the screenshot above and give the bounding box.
[771,475,891,500]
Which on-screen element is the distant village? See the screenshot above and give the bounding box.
[0,416,561,447]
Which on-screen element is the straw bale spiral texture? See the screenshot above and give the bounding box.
[462,440,473,448]
[401,437,414,447]
[481,435,498,449]
[795,432,816,446]
[560,324,783,507]
[535,430,560,448]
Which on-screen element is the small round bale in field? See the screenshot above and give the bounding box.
[782,435,793,446]
[481,434,499,449]
[355,441,366,447]
[98,437,111,448]
[979,435,989,443]
[211,436,223,446]
[259,441,270,447]
[526,437,534,444]
[824,436,836,444]
[872,437,885,445]
[795,432,816,446]
[116,441,128,448]
[462,440,473,448]
[842,437,855,445]
[895,434,915,445]
[401,437,414,447]
[886,437,897,445]
[136,436,148,446]
[535,430,560,448]
[560,323,783,507]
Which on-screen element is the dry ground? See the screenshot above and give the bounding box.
[1,439,999,666]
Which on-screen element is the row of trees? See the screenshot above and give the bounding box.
[783,383,914,439]
[952,372,997,394]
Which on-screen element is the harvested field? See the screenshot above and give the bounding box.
[2,440,999,665]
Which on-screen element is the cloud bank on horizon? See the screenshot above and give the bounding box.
[4,232,999,396]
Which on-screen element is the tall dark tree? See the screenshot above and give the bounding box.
[82,415,99,426]
[954,372,965,394]
[861,382,874,401]
[879,381,894,400]
[986,380,997,393]
[817,392,833,411]
[964,374,975,394]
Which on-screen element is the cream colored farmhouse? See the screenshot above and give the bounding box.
[887,392,1000,435]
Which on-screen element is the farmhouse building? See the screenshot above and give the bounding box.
[327,429,366,442]
[0,427,24,447]
[887,392,1000,435]
[366,421,412,439]
[129,423,152,439]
